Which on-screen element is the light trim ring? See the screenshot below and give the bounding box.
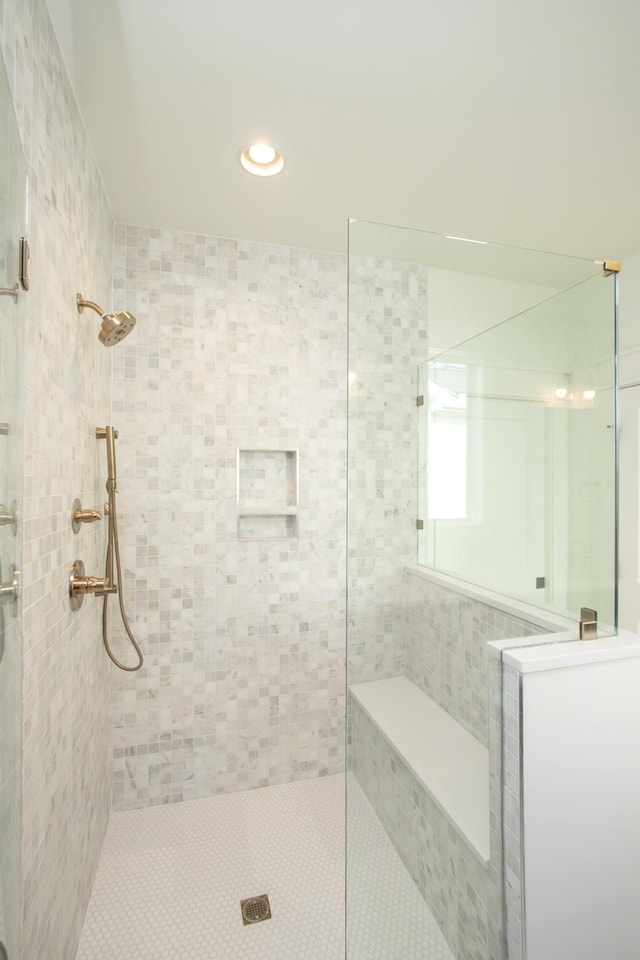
[240,143,284,177]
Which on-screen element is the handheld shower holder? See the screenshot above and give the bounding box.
[71,498,102,533]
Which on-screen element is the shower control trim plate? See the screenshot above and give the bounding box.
[69,558,116,611]
[0,563,19,617]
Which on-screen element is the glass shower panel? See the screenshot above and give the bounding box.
[0,47,26,960]
[419,272,617,630]
[347,218,618,960]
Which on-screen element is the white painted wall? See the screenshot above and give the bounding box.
[618,253,640,631]
[522,656,640,960]
[426,267,558,358]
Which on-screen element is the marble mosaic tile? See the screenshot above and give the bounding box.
[0,28,25,960]
[1,1,114,957]
[110,225,348,809]
[351,697,503,960]
[77,773,345,960]
[403,568,545,747]
[346,256,428,689]
[502,663,523,960]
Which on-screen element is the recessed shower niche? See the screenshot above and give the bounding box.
[237,448,299,539]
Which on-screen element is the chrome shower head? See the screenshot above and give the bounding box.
[76,293,136,347]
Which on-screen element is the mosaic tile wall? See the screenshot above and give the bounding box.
[346,256,428,686]
[350,583,537,960]
[403,567,545,746]
[345,244,540,957]
[1,1,114,958]
[0,33,26,959]
[351,696,504,960]
[110,225,347,809]
[503,663,523,960]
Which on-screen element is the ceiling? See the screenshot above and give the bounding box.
[45,0,640,261]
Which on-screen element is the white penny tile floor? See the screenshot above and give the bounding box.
[77,774,345,960]
[347,778,455,960]
[76,773,454,960]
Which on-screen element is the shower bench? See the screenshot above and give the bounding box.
[349,676,490,864]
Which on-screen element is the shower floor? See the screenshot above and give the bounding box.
[76,773,453,960]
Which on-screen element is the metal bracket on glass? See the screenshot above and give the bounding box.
[20,236,30,290]
[601,260,621,276]
[579,606,598,640]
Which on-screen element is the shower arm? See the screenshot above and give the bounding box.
[77,294,105,317]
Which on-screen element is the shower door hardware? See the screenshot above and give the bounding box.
[0,562,19,617]
[416,519,424,530]
[601,260,621,276]
[579,606,598,640]
[20,236,30,290]
[0,282,18,301]
[0,500,17,536]
[416,395,424,406]
[68,558,116,612]
[71,498,102,533]
[0,424,8,435]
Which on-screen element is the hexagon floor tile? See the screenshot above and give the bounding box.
[76,773,454,959]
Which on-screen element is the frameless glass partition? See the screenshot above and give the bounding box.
[421,271,617,631]
[0,48,26,960]
[346,218,618,960]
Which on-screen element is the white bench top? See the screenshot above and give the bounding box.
[350,676,490,864]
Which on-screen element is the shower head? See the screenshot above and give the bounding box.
[76,293,136,347]
[98,310,136,347]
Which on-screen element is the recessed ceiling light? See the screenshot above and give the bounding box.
[240,143,284,177]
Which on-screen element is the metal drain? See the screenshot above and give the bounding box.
[241,894,272,925]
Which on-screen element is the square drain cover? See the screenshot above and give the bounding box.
[241,894,272,925]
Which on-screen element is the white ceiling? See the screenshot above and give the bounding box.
[45,0,640,260]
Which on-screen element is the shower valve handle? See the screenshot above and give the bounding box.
[0,500,17,536]
[69,559,116,611]
[0,564,19,617]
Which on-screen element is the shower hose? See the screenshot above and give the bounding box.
[102,482,144,672]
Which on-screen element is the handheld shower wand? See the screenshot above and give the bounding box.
[96,425,144,672]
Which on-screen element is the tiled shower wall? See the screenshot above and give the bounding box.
[346,256,428,686]
[110,225,347,809]
[1,1,114,958]
[403,567,544,746]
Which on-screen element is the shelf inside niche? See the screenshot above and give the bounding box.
[237,448,298,540]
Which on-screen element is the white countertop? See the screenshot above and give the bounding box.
[501,630,640,673]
